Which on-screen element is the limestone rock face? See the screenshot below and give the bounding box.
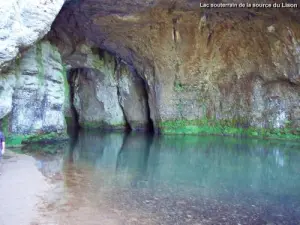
[50,5,300,131]
[60,43,152,130]
[3,0,300,139]
[0,69,16,120]
[0,41,67,136]
[0,0,64,71]
[117,62,151,130]
[72,62,126,129]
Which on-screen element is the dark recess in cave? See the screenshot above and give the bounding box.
[67,68,81,136]
[137,69,155,134]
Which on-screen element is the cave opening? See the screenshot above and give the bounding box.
[137,70,155,134]
[64,64,156,135]
[66,68,81,137]
[116,60,155,134]
[66,59,154,134]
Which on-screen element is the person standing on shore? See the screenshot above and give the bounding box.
[0,131,5,174]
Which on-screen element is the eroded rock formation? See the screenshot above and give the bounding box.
[0,0,64,71]
[49,2,300,135]
[117,62,152,131]
[0,41,67,141]
[72,67,126,130]
[61,44,152,130]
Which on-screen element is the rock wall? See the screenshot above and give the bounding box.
[65,46,152,130]
[0,0,64,71]
[72,67,126,130]
[0,41,67,142]
[0,69,16,120]
[1,0,300,140]
[117,62,152,131]
[49,6,300,137]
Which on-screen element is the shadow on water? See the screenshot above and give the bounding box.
[31,131,300,224]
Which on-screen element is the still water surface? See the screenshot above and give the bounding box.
[31,131,300,225]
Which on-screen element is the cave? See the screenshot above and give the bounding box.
[1,0,300,141]
[64,56,155,134]
[1,1,300,224]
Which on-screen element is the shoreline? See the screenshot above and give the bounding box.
[0,150,51,225]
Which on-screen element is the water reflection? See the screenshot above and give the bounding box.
[65,132,300,198]
[32,131,300,224]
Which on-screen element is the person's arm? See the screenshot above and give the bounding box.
[2,141,5,154]
[1,133,5,154]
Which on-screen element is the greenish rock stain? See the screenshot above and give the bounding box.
[174,81,185,92]
[1,114,68,147]
[50,43,62,62]
[14,56,21,77]
[92,56,105,71]
[36,42,45,86]
[81,120,126,130]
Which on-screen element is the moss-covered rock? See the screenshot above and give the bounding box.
[80,120,126,130]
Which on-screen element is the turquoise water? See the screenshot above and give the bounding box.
[32,131,300,224]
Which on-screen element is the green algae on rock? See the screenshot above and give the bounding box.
[159,119,300,141]
[160,119,300,140]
